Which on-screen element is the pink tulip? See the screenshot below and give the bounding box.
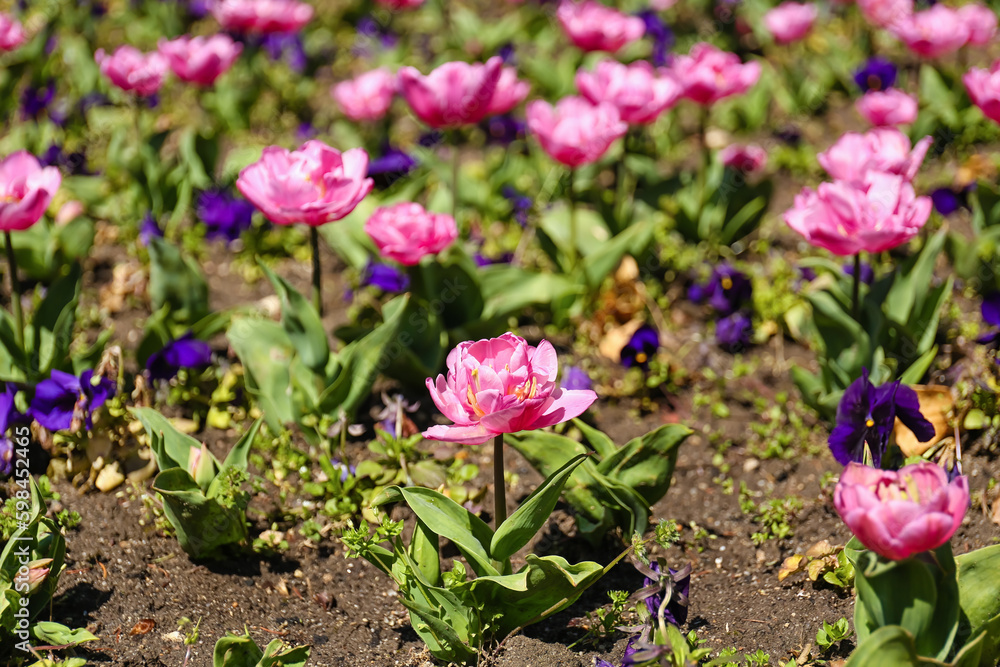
[423,333,598,445]
[763,2,818,44]
[965,60,1000,125]
[376,0,424,7]
[0,152,61,233]
[556,0,646,53]
[890,6,970,58]
[210,0,313,34]
[671,43,761,106]
[95,46,169,97]
[575,60,682,125]
[959,3,998,46]
[157,34,242,87]
[855,88,919,126]
[332,68,396,122]
[858,0,912,29]
[236,141,373,227]
[834,462,968,561]
[719,144,768,173]
[398,57,503,128]
[783,171,931,256]
[364,203,457,266]
[818,128,931,183]
[526,96,627,167]
[0,13,26,52]
[485,67,531,116]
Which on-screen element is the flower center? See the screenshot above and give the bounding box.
[867,74,882,91]
[865,418,875,428]
[721,277,733,290]
[635,352,648,364]
[510,376,539,402]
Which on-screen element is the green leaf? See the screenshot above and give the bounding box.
[395,486,499,577]
[153,468,247,558]
[207,419,261,500]
[147,236,210,325]
[259,263,329,373]
[213,633,264,667]
[580,220,654,291]
[597,424,691,505]
[885,230,946,325]
[32,621,98,646]
[131,407,206,472]
[227,318,300,428]
[845,625,940,667]
[572,418,616,459]
[409,518,441,588]
[259,639,311,667]
[491,453,588,561]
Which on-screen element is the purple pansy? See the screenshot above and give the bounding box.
[21,80,56,121]
[139,213,163,246]
[843,260,874,285]
[29,369,115,432]
[502,186,532,227]
[716,311,753,351]
[637,10,674,67]
[473,252,514,267]
[978,292,1000,347]
[361,260,410,292]
[853,57,897,93]
[561,365,593,392]
[262,33,307,72]
[621,324,659,370]
[368,146,418,188]
[828,368,935,467]
[483,114,527,145]
[0,385,19,476]
[688,264,752,316]
[197,189,255,243]
[146,332,213,381]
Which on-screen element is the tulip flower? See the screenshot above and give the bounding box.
[423,334,598,446]
[828,368,934,466]
[95,46,169,97]
[363,202,458,266]
[158,34,242,87]
[857,0,912,29]
[485,67,531,117]
[718,144,768,174]
[526,96,627,167]
[237,141,373,312]
[834,461,968,561]
[0,151,62,348]
[958,3,997,46]
[575,60,682,125]
[671,43,761,106]
[763,2,818,44]
[556,0,646,53]
[965,60,1000,126]
[817,128,931,184]
[331,68,396,122]
[29,369,116,432]
[424,333,598,526]
[890,6,970,59]
[210,0,314,34]
[0,13,26,52]
[398,57,503,129]
[24,558,53,594]
[855,89,918,127]
[783,171,932,256]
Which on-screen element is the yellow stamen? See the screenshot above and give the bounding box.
[865,418,875,428]
[721,277,733,290]
[466,386,485,417]
[635,352,648,364]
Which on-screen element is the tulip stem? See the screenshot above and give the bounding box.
[568,168,578,271]
[4,231,23,350]
[852,253,862,321]
[310,226,323,316]
[493,433,507,529]
[451,138,460,223]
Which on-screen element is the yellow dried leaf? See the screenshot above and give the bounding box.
[778,554,805,582]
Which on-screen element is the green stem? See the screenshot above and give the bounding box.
[493,433,506,529]
[451,134,460,223]
[567,168,578,271]
[311,226,322,316]
[698,107,709,209]
[852,252,862,322]
[5,231,23,350]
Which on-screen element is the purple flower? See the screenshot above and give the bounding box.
[368,147,418,188]
[29,369,115,432]
[361,260,410,292]
[561,365,593,391]
[497,43,516,64]
[139,213,163,246]
[187,0,210,18]
[197,189,255,243]
[978,292,1000,346]
[0,385,19,476]
[853,57,897,93]
[146,332,212,381]
[502,185,532,227]
[473,252,514,267]
[418,131,443,148]
[635,560,691,627]
[637,10,674,67]
[331,457,357,482]
[262,33,306,73]
[21,80,56,121]
[930,187,970,217]
[828,368,935,467]
[843,260,874,285]
[716,311,752,351]
[483,114,527,145]
[621,324,659,369]
[688,264,752,316]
